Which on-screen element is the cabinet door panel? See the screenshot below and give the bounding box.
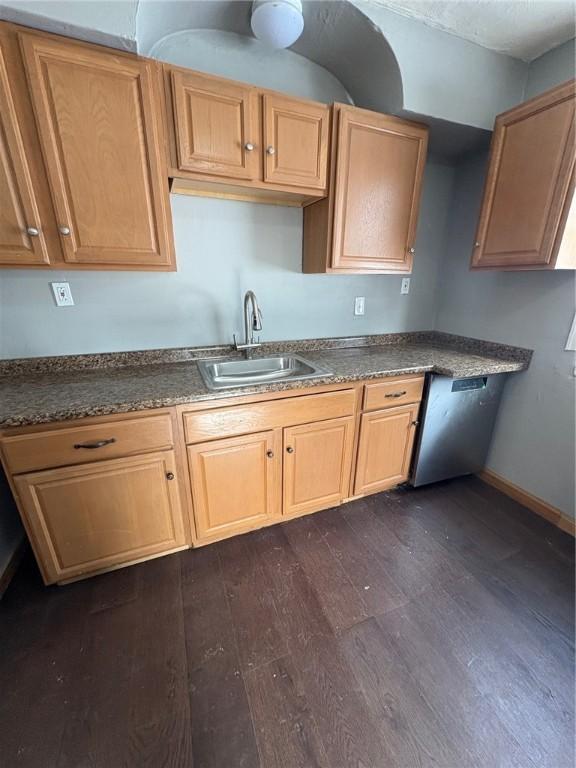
[188,430,281,542]
[354,404,419,496]
[171,69,259,180]
[283,416,354,517]
[472,80,575,269]
[263,94,329,190]
[14,451,186,584]
[0,33,49,265]
[20,33,173,267]
[332,107,428,272]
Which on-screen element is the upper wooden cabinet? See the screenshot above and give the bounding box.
[303,104,428,274]
[171,69,260,181]
[262,93,329,190]
[0,26,58,267]
[18,29,175,270]
[472,80,576,271]
[166,65,330,203]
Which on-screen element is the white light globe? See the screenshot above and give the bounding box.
[251,0,304,49]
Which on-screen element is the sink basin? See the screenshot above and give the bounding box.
[197,355,332,391]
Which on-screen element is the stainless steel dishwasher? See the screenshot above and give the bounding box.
[410,373,509,487]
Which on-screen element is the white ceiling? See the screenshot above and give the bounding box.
[364,0,576,61]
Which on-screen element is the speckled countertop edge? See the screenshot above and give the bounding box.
[0,332,532,429]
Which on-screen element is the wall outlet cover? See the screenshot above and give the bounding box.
[51,282,74,307]
[354,296,365,316]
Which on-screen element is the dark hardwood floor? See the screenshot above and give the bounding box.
[1,476,574,768]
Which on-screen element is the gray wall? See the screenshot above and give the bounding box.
[524,38,575,99]
[436,155,575,518]
[0,160,454,357]
[436,41,576,519]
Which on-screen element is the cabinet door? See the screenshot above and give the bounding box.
[263,94,329,190]
[0,30,49,266]
[170,69,260,181]
[472,80,575,270]
[354,404,419,496]
[20,33,174,268]
[14,451,187,584]
[188,430,281,542]
[283,416,354,518]
[331,106,428,273]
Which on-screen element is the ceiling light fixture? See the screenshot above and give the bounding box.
[251,0,304,50]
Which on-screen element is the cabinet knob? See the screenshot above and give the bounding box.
[286,446,294,453]
[166,472,175,480]
[266,450,274,458]
[266,146,276,155]
[59,226,71,236]
[26,226,39,237]
[408,247,415,254]
[411,421,419,427]
[245,142,255,151]
[474,241,480,247]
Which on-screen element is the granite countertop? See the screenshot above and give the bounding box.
[0,332,532,428]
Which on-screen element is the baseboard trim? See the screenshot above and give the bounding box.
[0,537,27,599]
[478,469,575,537]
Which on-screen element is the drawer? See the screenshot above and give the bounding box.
[184,389,356,444]
[2,414,174,474]
[363,376,424,411]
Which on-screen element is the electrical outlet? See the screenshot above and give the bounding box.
[51,282,74,307]
[354,296,365,316]
[401,278,411,295]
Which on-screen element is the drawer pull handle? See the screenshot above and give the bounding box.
[385,391,407,398]
[166,472,175,480]
[286,446,294,454]
[74,438,116,450]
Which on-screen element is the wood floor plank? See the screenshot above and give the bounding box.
[289,633,394,768]
[217,533,288,672]
[282,515,369,632]
[2,478,573,768]
[341,496,466,601]
[340,616,471,768]
[312,505,407,616]
[376,601,538,768]
[180,545,260,768]
[248,526,333,650]
[244,654,331,768]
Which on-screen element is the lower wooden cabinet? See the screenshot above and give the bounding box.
[354,404,420,496]
[187,429,281,542]
[283,417,354,517]
[13,450,187,584]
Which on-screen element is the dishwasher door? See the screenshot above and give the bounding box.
[411,373,508,487]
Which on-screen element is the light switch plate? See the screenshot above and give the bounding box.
[51,282,74,307]
[401,278,411,295]
[354,296,365,316]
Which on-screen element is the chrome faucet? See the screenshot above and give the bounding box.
[234,290,263,358]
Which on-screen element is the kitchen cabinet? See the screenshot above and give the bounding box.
[171,69,260,181]
[303,104,428,274]
[14,451,187,584]
[19,28,175,270]
[0,26,57,266]
[354,403,420,496]
[262,93,329,190]
[166,65,330,203]
[283,416,354,517]
[472,79,576,271]
[187,430,281,541]
[0,377,425,582]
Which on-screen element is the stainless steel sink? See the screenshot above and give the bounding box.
[197,355,332,391]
